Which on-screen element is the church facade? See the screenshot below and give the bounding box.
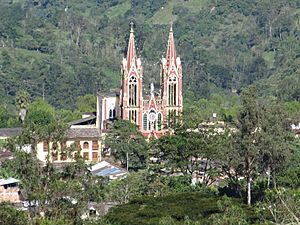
[98,25,183,138]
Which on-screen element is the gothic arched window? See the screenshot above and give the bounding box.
[129,110,137,123]
[143,114,148,131]
[128,76,137,106]
[109,108,116,119]
[168,75,177,106]
[157,113,162,131]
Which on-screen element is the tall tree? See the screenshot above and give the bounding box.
[16,90,30,123]
[153,121,223,185]
[220,87,291,205]
[104,119,148,171]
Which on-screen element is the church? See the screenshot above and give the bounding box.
[0,25,183,164]
[98,25,183,139]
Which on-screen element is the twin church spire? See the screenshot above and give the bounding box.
[121,23,182,138]
[126,24,177,71]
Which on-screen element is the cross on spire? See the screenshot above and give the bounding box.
[130,21,134,33]
[169,21,173,32]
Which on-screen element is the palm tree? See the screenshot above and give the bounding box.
[16,90,30,123]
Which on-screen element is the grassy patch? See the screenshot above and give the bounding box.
[105,1,131,19]
[262,51,275,69]
[148,0,204,25]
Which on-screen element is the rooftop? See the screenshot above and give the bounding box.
[0,128,22,138]
[0,177,19,186]
[67,127,100,139]
[89,161,127,180]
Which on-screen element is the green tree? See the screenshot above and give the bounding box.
[209,197,248,225]
[104,119,148,171]
[219,87,291,205]
[153,122,222,185]
[262,188,300,224]
[0,202,29,225]
[0,105,9,128]
[76,94,97,113]
[25,98,55,126]
[106,172,147,204]
[16,90,30,123]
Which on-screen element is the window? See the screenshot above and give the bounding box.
[92,152,98,162]
[60,141,67,149]
[83,142,89,149]
[61,152,67,161]
[83,152,89,160]
[157,113,162,131]
[128,76,137,106]
[168,109,177,124]
[43,141,49,152]
[109,108,116,119]
[75,141,81,149]
[92,140,99,150]
[168,75,177,106]
[129,110,137,123]
[52,152,58,161]
[52,142,58,150]
[143,114,147,131]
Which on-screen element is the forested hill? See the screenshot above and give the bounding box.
[0,0,299,110]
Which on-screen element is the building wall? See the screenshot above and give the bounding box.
[101,96,119,130]
[36,139,102,163]
[0,186,20,203]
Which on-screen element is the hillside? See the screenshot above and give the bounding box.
[0,0,299,110]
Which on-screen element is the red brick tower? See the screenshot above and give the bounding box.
[119,24,182,138]
[120,24,143,128]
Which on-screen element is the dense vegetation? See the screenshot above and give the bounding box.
[0,0,300,224]
[0,0,299,113]
[106,192,259,225]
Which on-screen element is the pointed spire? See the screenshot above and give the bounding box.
[127,22,137,69]
[166,24,177,68]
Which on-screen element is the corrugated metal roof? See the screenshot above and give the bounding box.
[0,177,19,186]
[90,161,127,179]
[96,167,122,176]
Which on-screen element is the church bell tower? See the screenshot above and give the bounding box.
[160,25,183,120]
[120,24,143,127]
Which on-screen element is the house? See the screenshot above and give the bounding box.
[36,113,102,163]
[0,177,21,203]
[0,114,102,164]
[89,161,127,180]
